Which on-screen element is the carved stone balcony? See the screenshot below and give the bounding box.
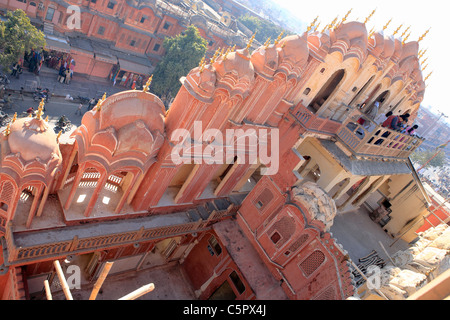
[292,102,424,159]
[337,109,424,159]
[1,202,239,267]
[291,102,342,135]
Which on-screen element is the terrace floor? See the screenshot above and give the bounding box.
[330,204,410,264]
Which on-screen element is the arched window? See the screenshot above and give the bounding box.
[308,69,345,113]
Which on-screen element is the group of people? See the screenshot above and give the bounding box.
[24,50,44,75]
[56,58,75,85]
[369,111,420,148]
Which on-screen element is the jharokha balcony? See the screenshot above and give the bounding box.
[291,101,424,159]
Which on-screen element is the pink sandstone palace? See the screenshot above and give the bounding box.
[0,4,449,301]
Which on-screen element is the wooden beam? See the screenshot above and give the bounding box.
[89,261,114,300]
[44,280,52,300]
[53,260,73,300]
[118,283,155,300]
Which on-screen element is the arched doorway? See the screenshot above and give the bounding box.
[364,90,390,118]
[308,69,345,113]
[349,75,375,107]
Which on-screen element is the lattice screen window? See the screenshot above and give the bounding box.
[0,181,14,209]
[298,250,326,277]
[267,215,295,248]
[284,234,309,256]
[313,285,336,300]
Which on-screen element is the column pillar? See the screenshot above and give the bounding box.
[64,162,87,210]
[84,172,108,217]
[26,184,44,229]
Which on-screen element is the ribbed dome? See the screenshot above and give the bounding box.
[278,34,309,66]
[382,35,395,58]
[250,44,279,77]
[7,117,60,163]
[213,48,255,81]
[97,90,165,133]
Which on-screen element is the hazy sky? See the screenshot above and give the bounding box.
[271,0,449,121]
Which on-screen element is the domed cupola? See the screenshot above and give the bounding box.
[1,102,62,181]
[73,80,166,172]
[212,42,255,98]
[276,33,310,77]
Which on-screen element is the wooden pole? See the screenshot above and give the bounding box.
[53,260,73,300]
[44,280,52,300]
[89,261,114,300]
[118,283,155,300]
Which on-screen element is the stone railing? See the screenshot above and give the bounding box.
[337,108,424,159]
[291,102,342,135]
[2,205,237,266]
[291,102,424,159]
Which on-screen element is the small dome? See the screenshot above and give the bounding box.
[278,34,310,67]
[368,31,385,57]
[400,40,419,61]
[292,181,336,231]
[392,38,404,61]
[382,35,395,59]
[334,21,368,46]
[213,48,255,81]
[7,117,60,163]
[250,44,279,77]
[184,64,217,98]
[93,90,165,134]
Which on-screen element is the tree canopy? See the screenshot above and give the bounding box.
[0,9,46,72]
[237,14,291,44]
[411,149,447,168]
[151,25,207,102]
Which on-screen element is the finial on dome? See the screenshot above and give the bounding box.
[3,123,11,136]
[231,44,236,52]
[12,112,17,123]
[424,71,433,81]
[307,16,319,32]
[223,47,232,60]
[45,115,49,122]
[198,55,206,72]
[422,63,428,71]
[419,48,427,59]
[210,48,221,63]
[418,28,430,42]
[393,24,403,36]
[198,56,205,68]
[383,19,392,31]
[421,57,428,65]
[315,22,321,32]
[36,99,45,120]
[364,9,376,24]
[95,92,107,111]
[326,16,338,32]
[401,26,410,38]
[56,130,62,143]
[402,31,411,45]
[274,31,284,45]
[368,27,375,39]
[263,37,271,48]
[246,33,256,50]
[143,75,153,92]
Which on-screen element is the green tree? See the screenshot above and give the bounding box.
[0,9,46,72]
[151,25,207,101]
[237,14,290,44]
[411,149,446,168]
